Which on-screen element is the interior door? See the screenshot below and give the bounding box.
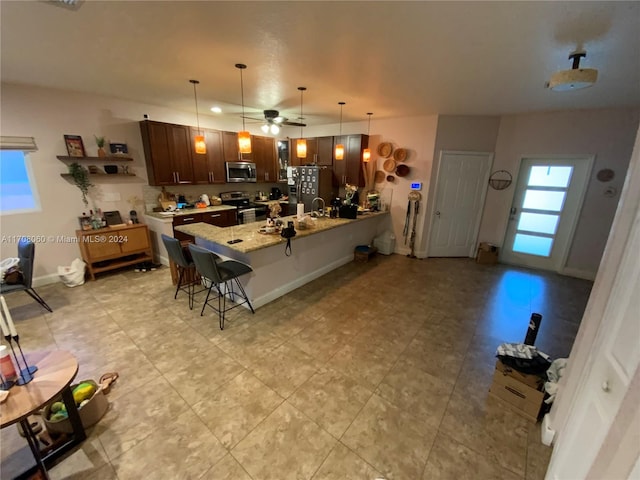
[501,156,593,271]
[428,151,492,257]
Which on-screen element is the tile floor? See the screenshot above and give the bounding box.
[0,255,592,479]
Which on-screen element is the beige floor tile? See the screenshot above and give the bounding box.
[312,443,383,479]
[110,409,226,479]
[439,388,529,476]
[192,370,283,449]
[328,342,399,391]
[231,401,336,480]
[200,453,253,479]
[248,342,324,398]
[96,375,191,460]
[162,345,245,406]
[216,324,287,367]
[288,319,355,363]
[526,423,553,480]
[422,431,521,480]
[375,358,453,431]
[48,435,113,480]
[341,394,435,479]
[288,367,372,438]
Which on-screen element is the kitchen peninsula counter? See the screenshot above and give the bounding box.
[175,211,390,308]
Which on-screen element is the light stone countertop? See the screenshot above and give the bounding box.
[174,211,389,254]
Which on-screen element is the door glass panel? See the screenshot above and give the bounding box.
[513,233,553,257]
[517,212,559,235]
[528,166,573,188]
[522,190,566,211]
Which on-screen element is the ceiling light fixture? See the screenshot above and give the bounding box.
[261,123,280,135]
[189,79,206,155]
[296,87,307,159]
[363,112,373,162]
[210,106,222,113]
[235,63,252,155]
[548,51,598,91]
[335,102,345,161]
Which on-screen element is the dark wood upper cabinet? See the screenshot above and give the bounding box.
[190,127,225,184]
[140,120,193,186]
[222,131,240,163]
[252,136,277,182]
[289,137,318,166]
[316,136,334,166]
[332,134,368,187]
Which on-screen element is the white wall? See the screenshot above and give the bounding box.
[478,108,640,278]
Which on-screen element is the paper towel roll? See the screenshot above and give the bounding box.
[297,203,305,219]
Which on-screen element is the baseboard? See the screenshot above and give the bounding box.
[33,273,61,287]
[249,254,353,309]
[560,267,597,281]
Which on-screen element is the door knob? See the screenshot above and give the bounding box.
[435,211,441,217]
[601,381,610,392]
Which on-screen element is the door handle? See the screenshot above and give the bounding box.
[510,207,517,215]
[435,211,441,217]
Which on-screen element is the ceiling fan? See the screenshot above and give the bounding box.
[243,109,306,134]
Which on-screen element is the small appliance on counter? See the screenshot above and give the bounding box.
[270,187,282,200]
[338,204,358,219]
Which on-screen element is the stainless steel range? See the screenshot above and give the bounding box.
[220,191,267,224]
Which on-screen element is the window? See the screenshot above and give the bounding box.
[0,136,41,215]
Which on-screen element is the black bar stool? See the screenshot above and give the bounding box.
[161,234,204,310]
[188,244,255,330]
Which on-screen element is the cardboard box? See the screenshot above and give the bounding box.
[489,368,545,422]
[476,242,499,264]
[495,359,544,390]
[43,380,108,434]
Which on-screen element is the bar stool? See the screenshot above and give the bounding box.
[161,234,204,310]
[188,244,255,330]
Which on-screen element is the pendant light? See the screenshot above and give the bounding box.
[362,112,373,162]
[189,79,206,154]
[335,102,345,161]
[296,87,307,159]
[235,63,251,155]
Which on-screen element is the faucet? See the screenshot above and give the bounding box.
[311,197,325,217]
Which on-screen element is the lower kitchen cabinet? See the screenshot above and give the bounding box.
[76,224,153,280]
[172,209,237,242]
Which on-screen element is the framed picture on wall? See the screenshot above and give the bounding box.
[64,134,86,157]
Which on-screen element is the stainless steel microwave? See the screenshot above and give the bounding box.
[226,161,257,183]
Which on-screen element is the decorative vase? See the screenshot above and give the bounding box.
[98,147,106,158]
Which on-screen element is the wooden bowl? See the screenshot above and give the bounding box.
[386,175,395,182]
[383,159,396,172]
[393,148,407,162]
[377,142,393,158]
[374,170,386,183]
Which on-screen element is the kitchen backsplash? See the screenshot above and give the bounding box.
[143,183,283,212]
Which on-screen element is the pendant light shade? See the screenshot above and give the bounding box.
[335,102,345,161]
[189,79,206,154]
[235,63,252,155]
[296,87,307,159]
[362,112,373,162]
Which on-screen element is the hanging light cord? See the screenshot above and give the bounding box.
[367,112,372,135]
[192,80,201,135]
[299,88,304,138]
[240,68,246,130]
[339,103,343,138]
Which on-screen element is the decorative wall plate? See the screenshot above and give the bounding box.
[393,148,407,162]
[395,164,410,177]
[377,142,393,158]
[383,159,396,172]
[374,170,386,183]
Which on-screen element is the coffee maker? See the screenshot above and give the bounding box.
[270,187,282,200]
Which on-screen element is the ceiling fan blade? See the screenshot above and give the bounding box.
[241,115,264,122]
[282,120,306,127]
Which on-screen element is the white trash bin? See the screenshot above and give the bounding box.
[58,258,86,287]
[373,231,396,255]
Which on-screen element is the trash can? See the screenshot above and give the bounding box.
[373,231,396,255]
[58,258,86,287]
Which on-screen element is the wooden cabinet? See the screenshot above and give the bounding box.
[76,224,153,280]
[332,134,369,187]
[140,120,193,185]
[222,131,254,163]
[290,138,318,166]
[190,127,225,184]
[316,136,335,166]
[253,136,277,182]
[172,209,237,241]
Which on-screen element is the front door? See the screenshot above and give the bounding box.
[501,156,593,272]
[428,151,492,257]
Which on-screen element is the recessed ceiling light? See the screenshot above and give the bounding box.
[210,106,222,113]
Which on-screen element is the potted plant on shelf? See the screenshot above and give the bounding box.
[68,162,93,207]
[94,135,107,157]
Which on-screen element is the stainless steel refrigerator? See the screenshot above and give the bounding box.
[288,166,333,213]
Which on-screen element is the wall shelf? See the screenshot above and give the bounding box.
[60,173,136,179]
[57,155,134,162]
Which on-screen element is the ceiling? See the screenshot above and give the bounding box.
[1,1,639,127]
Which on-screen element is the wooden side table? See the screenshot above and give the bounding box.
[0,350,86,479]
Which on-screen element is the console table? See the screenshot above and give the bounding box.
[76,223,153,280]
